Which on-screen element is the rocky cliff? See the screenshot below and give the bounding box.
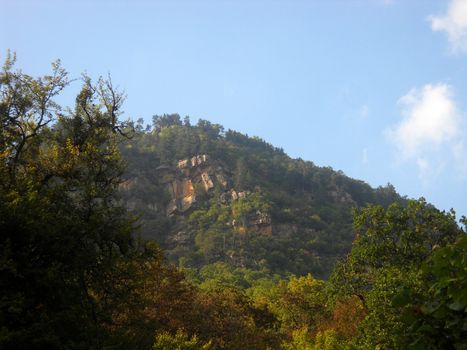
[122,154,274,247]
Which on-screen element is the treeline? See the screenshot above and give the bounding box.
[1,56,466,349]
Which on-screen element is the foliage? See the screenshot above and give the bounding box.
[328,199,465,349]
[0,53,138,349]
[393,233,467,349]
[102,242,198,349]
[330,199,460,298]
[281,327,314,350]
[282,328,348,350]
[153,330,212,350]
[319,295,366,340]
[270,274,328,334]
[191,287,281,350]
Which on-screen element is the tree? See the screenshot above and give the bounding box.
[270,274,328,335]
[331,199,460,300]
[105,242,198,350]
[0,54,135,349]
[152,113,182,131]
[329,199,463,349]
[191,287,279,350]
[0,51,69,181]
[393,230,467,349]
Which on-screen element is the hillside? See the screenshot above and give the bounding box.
[120,114,404,278]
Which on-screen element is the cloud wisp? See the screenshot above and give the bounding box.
[429,0,467,54]
[359,104,370,120]
[386,83,466,184]
[362,148,369,165]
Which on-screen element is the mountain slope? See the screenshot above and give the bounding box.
[120,114,404,278]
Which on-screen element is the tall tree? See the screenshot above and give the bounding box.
[0,54,135,349]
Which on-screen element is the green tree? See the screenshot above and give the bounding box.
[393,229,467,349]
[329,199,463,349]
[0,54,135,349]
[331,199,460,300]
[270,274,328,334]
[152,113,182,130]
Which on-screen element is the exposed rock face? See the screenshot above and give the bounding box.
[215,173,228,187]
[191,154,208,167]
[201,172,214,191]
[230,209,273,237]
[238,191,248,199]
[231,190,238,201]
[122,154,275,249]
[255,210,271,225]
[163,154,230,215]
[171,230,191,244]
[166,179,196,215]
[177,159,189,169]
[249,211,273,236]
[167,179,195,199]
[159,155,275,238]
[229,190,251,202]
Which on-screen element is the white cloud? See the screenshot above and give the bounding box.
[386,83,467,183]
[429,0,467,54]
[387,84,458,159]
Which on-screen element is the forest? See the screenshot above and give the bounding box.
[1,56,466,349]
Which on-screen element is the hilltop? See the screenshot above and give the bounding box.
[120,114,404,278]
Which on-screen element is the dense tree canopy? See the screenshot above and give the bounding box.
[0,52,138,349]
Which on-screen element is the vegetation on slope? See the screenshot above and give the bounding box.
[120,114,403,278]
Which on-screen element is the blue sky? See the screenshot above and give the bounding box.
[1,0,466,217]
